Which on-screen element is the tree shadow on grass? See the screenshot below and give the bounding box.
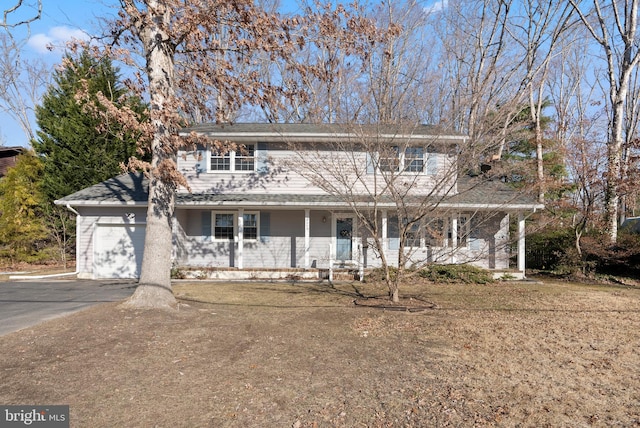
[175,280,437,311]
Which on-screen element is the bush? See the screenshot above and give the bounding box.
[418,264,495,284]
[366,266,398,282]
[526,228,575,271]
[582,232,640,278]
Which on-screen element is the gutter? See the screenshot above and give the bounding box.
[65,203,79,216]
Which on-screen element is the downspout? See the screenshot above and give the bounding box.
[65,203,79,216]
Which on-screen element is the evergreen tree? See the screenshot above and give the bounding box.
[0,152,48,263]
[32,49,146,201]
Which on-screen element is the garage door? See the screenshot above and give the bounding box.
[94,224,146,279]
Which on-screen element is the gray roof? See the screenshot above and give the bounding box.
[56,172,149,205]
[180,122,466,143]
[56,172,543,211]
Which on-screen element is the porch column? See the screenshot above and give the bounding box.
[451,215,458,264]
[304,209,310,268]
[237,208,244,269]
[382,210,388,254]
[518,212,526,274]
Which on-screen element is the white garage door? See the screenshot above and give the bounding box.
[94,224,146,279]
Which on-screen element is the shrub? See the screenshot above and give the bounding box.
[366,266,398,282]
[418,264,495,284]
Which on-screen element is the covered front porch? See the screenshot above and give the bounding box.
[171,201,531,278]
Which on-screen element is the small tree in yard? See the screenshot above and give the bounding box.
[289,125,484,303]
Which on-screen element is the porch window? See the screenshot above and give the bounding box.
[446,215,471,247]
[211,211,260,241]
[243,213,258,240]
[403,218,423,248]
[214,213,234,240]
[426,218,445,247]
[458,215,471,247]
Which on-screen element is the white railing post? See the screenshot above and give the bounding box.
[358,244,364,282]
[329,243,334,282]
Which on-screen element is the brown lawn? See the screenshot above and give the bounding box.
[1,278,639,427]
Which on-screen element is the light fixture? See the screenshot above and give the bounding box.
[322,216,327,223]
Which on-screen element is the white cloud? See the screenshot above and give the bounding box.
[424,0,449,14]
[27,26,89,54]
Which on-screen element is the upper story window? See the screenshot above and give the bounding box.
[235,145,255,171]
[372,146,433,174]
[404,147,424,172]
[379,147,400,172]
[210,144,255,172]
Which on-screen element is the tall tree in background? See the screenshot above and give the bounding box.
[32,49,146,201]
[0,33,49,143]
[0,1,45,143]
[509,1,574,204]
[570,0,640,245]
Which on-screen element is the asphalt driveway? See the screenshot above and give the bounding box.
[0,279,137,336]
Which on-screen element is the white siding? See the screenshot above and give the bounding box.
[177,144,456,197]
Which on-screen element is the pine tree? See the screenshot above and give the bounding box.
[32,49,146,201]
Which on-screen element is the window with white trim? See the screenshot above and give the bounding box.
[445,215,471,247]
[379,146,400,172]
[243,212,258,240]
[214,213,235,240]
[209,144,255,172]
[404,147,424,172]
[211,211,260,241]
[404,220,422,248]
[457,215,471,247]
[425,218,445,247]
[235,145,255,171]
[210,149,231,171]
[376,146,426,173]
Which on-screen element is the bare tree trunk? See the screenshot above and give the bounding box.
[570,0,640,245]
[123,0,177,309]
[605,103,624,244]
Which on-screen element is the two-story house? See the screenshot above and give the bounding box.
[56,123,543,280]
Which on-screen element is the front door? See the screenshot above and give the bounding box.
[336,217,353,261]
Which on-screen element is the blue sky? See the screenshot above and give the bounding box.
[2,0,446,148]
[2,1,121,147]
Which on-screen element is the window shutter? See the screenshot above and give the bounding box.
[256,142,268,174]
[469,238,481,251]
[426,151,438,175]
[260,211,270,243]
[469,216,481,250]
[366,152,375,174]
[201,211,212,242]
[195,146,207,173]
[388,216,399,250]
